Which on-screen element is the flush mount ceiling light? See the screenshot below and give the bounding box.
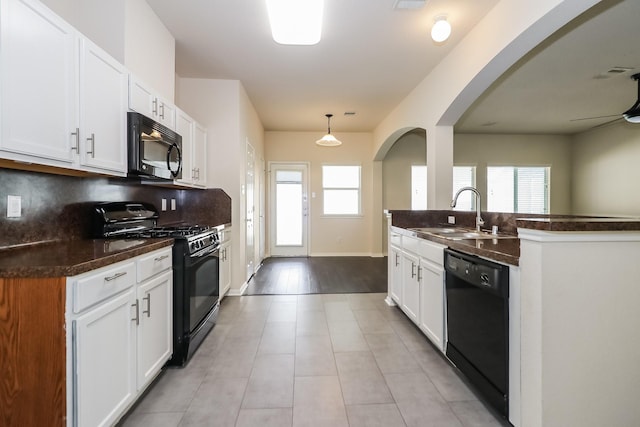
[266,0,323,45]
[316,114,342,147]
[431,15,451,43]
[623,73,640,123]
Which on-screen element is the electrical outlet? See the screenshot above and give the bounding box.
[161,199,167,211]
[448,216,455,224]
[171,199,176,211]
[7,195,21,218]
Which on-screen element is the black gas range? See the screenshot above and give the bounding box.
[93,202,220,366]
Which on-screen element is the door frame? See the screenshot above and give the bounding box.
[268,161,310,257]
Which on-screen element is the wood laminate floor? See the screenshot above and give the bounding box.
[244,257,388,295]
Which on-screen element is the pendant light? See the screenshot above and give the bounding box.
[316,114,342,146]
[623,73,640,123]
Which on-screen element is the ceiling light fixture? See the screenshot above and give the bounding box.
[316,114,342,147]
[431,16,451,43]
[623,73,640,123]
[266,0,323,45]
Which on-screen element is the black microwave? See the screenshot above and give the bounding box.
[127,112,182,180]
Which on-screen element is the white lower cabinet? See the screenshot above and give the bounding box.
[219,227,232,299]
[136,270,172,390]
[418,255,445,351]
[74,288,137,427]
[400,249,420,323]
[388,226,446,353]
[388,244,402,304]
[68,247,173,427]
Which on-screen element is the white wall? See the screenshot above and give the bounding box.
[571,121,640,216]
[40,0,126,62]
[176,78,264,293]
[124,0,175,102]
[374,0,600,210]
[265,131,375,256]
[455,133,573,214]
[382,130,427,212]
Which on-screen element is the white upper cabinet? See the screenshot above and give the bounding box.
[0,0,78,166]
[193,122,207,187]
[0,0,127,176]
[174,107,207,188]
[78,37,128,175]
[129,74,176,130]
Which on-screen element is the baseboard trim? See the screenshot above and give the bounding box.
[385,295,397,306]
[227,281,248,297]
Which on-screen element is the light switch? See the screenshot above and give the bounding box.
[7,195,21,218]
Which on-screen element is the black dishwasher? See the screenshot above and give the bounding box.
[445,249,509,418]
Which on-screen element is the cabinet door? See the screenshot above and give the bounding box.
[401,251,420,324]
[388,245,402,304]
[128,74,155,119]
[419,258,445,351]
[137,270,173,390]
[193,123,207,187]
[74,289,136,427]
[79,37,127,175]
[220,242,231,298]
[157,99,176,130]
[175,109,194,185]
[0,0,78,165]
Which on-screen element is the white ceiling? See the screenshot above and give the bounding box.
[145,0,640,135]
[145,0,499,132]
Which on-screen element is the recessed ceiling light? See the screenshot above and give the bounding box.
[266,0,323,45]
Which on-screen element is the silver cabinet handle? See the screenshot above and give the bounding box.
[71,128,79,152]
[395,253,399,266]
[192,168,196,180]
[417,266,422,282]
[104,271,127,282]
[152,98,158,115]
[142,294,151,317]
[154,255,169,262]
[159,103,165,119]
[411,263,416,279]
[87,133,95,158]
[132,300,139,325]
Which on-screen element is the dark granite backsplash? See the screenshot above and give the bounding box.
[0,168,231,249]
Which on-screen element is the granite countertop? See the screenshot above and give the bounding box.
[0,238,174,278]
[516,216,640,232]
[414,230,520,266]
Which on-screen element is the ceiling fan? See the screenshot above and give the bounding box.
[570,72,640,128]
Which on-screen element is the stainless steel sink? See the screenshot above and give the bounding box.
[409,227,517,240]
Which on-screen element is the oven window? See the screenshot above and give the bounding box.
[188,251,219,332]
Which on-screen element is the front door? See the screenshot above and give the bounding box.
[269,163,309,257]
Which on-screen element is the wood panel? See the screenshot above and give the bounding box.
[0,277,66,427]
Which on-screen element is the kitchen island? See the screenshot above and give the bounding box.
[387,210,640,427]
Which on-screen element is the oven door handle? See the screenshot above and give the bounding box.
[191,245,219,258]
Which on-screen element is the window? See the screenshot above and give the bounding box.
[487,166,549,214]
[322,165,361,215]
[452,166,476,211]
[411,165,427,210]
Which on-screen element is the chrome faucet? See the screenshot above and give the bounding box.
[451,187,485,232]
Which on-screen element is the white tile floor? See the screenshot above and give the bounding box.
[121,293,507,427]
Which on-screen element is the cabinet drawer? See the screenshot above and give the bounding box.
[418,240,446,265]
[402,235,419,254]
[72,261,135,313]
[136,248,173,283]
[390,232,402,247]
